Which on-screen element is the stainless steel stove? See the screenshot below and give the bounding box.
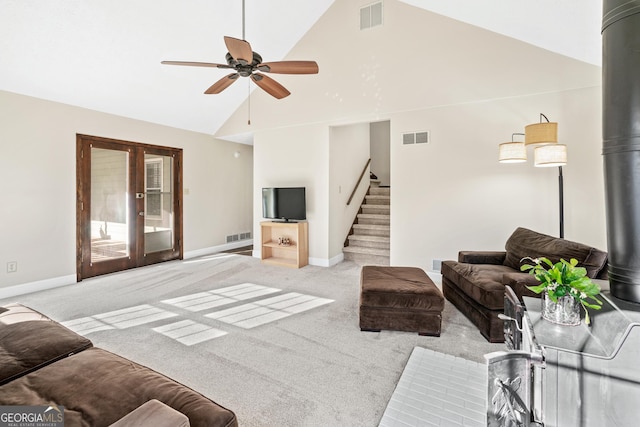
[486,282,640,427]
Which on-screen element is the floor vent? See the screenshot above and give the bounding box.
[402,131,430,145]
[360,1,383,30]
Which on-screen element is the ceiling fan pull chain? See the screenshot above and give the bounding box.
[248,79,251,125]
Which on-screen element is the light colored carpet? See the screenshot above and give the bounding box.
[0,255,502,426]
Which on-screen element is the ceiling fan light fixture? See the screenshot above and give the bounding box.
[160,0,318,98]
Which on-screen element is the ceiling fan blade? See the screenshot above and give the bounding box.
[250,73,291,99]
[204,73,239,94]
[224,36,253,64]
[257,61,319,74]
[161,60,232,69]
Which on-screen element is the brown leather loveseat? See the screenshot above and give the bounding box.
[441,227,608,342]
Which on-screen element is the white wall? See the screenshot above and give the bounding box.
[0,90,253,292]
[253,125,330,264]
[370,121,390,186]
[216,0,600,139]
[390,86,605,272]
[329,123,370,260]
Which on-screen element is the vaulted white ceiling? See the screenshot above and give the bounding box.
[0,0,602,137]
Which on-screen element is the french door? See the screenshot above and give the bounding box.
[76,134,183,281]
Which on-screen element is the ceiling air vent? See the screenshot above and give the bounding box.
[402,131,430,145]
[360,2,383,30]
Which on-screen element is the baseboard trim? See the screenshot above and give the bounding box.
[0,274,77,300]
[184,239,253,260]
[309,253,344,267]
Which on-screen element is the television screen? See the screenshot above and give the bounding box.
[262,187,306,222]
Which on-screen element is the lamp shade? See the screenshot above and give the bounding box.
[498,142,527,163]
[525,122,558,145]
[534,144,567,167]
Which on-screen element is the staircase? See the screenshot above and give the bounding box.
[343,183,390,265]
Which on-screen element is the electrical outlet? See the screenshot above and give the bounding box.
[7,262,17,273]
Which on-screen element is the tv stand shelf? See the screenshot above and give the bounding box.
[261,221,308,268]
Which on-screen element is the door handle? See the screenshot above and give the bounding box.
[139,212,145,216]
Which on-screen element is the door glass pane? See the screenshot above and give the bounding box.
[144,154,174,254]
[91,148,130,262]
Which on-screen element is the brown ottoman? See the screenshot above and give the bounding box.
[359,266,444,336]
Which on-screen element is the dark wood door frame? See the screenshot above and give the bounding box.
[76,134,183,281]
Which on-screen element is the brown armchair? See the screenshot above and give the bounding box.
[441,227,608,342]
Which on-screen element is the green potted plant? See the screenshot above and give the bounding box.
[520,257,603,325]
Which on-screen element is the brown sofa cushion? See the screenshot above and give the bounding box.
[0,302,51,324]
[503,227,607,278]
[502,272,541,301]
[109,399,190,427]
[441,261,514,310]
[360,266,444,311]
[0,306,93,386]
[0,347,237,427]
[458,251,506,265]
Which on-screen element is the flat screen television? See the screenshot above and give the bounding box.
[262,187,306,222]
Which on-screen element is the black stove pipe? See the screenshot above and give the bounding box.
[602,0,640,303]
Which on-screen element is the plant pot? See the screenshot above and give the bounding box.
[541,292,581,326]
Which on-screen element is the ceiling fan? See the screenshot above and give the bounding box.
[161,1,319,100]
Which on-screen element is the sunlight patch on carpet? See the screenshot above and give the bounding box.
[62,305,178,334]
[152,319,227,345]
[205,292,334,329]
[161,283,281,312]
[62,285,333,340]
[62,317,115,334]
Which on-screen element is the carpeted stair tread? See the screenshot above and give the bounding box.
[348,235,390,243]
[352,224,390,236]
[347,235,389,250]
[364,195,390,205]
[342,246,390,256]
[361,205,390,214]
[356,214,390,225]
[369,187,390,196]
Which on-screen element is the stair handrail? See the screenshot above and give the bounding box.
[347,158,372,206]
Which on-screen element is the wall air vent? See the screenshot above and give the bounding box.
[360,1,383,30]
[226,232,252,243]
[402,131,430,145]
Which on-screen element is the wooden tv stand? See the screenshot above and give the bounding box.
[260,221,308,268]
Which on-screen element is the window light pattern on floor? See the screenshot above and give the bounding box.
[62,305,178,334]
[152,320,227,346]
[205,292,333,329]
[61,284,333,345]
[161,283,281,312]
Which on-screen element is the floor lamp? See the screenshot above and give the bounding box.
[533,144,567,238]
[498,114,567,238]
